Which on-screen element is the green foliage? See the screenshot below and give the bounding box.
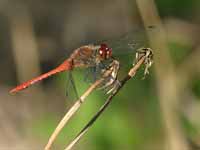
[155,0,198,18]
[168,41,192,65]
[191,78,200,98]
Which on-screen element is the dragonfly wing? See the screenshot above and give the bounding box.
[109,29,148,54]
[93,27,149,55]
[84,66,95,83]
[66,72,79,101]
[93,63,103,81]
[83,62,106,84]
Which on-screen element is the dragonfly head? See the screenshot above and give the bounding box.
[98,43,112,60]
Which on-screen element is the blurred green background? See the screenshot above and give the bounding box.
[1,0,200,150]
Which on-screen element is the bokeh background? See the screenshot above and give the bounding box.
[1,0,200,149]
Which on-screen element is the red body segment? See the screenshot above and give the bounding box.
[10,60,72,93]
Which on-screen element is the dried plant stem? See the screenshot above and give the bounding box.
[45,61,118,150]
[44,80,103,150]
[64,55,146,150]
[136,0,189,150]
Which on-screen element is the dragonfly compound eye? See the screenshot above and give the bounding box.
[99,43,112,59]
[106,48,112,58]
[99,49,104,56]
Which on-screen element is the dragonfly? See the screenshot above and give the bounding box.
[10,43,116,93]
[9,28,148,95]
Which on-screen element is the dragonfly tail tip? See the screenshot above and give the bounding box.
[9,88,17,94]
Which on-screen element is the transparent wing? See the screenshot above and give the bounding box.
[66,71,79,101]
[107,28,151,72]
[84,66,96,83]
[94,27,149,55]
[109,30,148,54]
[83,59,111,84]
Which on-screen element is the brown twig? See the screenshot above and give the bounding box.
[136,0,189,150]
[44,60,119,150]
[64,48,152,150]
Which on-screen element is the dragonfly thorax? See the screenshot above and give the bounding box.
[97,43,112,60]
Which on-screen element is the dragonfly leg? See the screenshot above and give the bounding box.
[99,59,120,94]
[66,72,79,101]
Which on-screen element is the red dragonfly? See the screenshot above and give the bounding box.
[9,44,113,93]
[10,29,147,94]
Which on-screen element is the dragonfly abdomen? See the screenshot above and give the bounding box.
[10,59,72,93]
